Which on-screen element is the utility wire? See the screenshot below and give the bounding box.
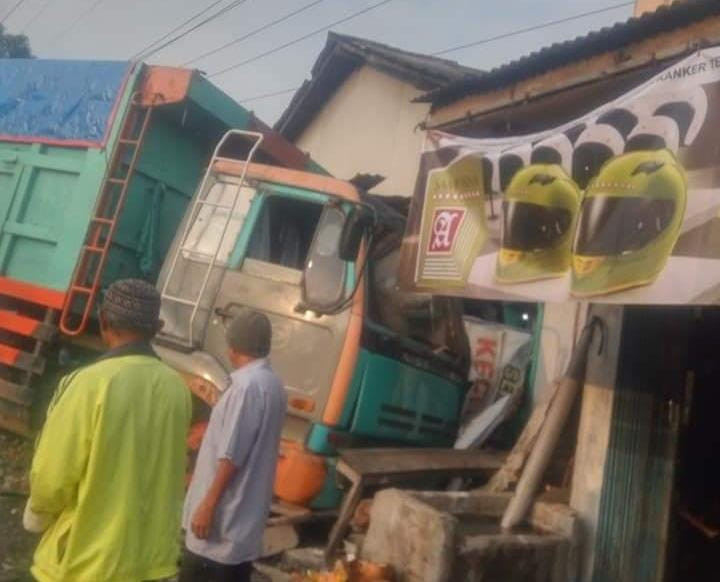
[1,0,28,25]
[209,0,394,79]
[239,86,300,103]
[49,0,108,45]
[21,0,52,32]
[433,1,633,56]
[134,0,249,61]
[183,0,327,67]
[131,0,226,61]
[234,0,633,103]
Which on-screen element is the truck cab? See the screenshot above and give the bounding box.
[155,132,469,507]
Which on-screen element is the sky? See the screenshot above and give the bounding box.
[1,0,636,124]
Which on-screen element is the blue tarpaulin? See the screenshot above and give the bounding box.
[0,59,133,145]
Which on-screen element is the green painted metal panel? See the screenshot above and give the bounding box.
[187,73,252,131]
[0,142,110,290]
[306,423,337,456]
[0,64,140,292]
[348,349,463,446]
[102,111,215,286]
[309,457,344,509]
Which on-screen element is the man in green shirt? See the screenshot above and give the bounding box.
[26,279,191,582]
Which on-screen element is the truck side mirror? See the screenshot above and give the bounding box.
[339,206,374,261]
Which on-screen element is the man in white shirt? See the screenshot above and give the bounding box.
[180,309,287,582]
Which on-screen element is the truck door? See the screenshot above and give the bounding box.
[204,184,353,441]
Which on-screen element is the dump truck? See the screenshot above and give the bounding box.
[0,59,471,510]
[0,59,317,435]
[154,130,471,508]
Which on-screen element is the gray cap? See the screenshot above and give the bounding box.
[226,308,272,358]
[101,278,161,333]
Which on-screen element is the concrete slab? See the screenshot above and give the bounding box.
[362,489,578,582]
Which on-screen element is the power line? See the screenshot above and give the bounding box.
[21,0,52,33]
[134,0,249,61]
[1,0,28,25]
[131,0,226,61]
[209,0,394,79]
[235,1,633,104]
[433,1,633,56]
[239,86,300,103]
[184,0,327,67]
[49,0,108,45]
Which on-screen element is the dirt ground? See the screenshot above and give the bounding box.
[0,432,34,582]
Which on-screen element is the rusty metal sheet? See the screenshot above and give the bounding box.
[140,66,193,106]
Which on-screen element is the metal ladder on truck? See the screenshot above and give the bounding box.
[59,94,153,336]
[160,130,264,349]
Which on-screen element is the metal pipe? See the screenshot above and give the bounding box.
[500,316,603,530]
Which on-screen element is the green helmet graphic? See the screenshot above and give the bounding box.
[496,164,581,283]
[571,149,687,297]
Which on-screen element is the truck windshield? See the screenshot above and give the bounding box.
[369,248,467,360]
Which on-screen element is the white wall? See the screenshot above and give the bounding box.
[295,65,430,197]
[634,0,674,16]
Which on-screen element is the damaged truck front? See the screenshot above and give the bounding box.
[154,133,470,509]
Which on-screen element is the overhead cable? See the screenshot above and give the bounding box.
[209,0,394,79]
[131,0,227,60]
[183,0,327,67]
[433,1,633,56]
[234,1,633,103]
[49,0,108,45]
[134,0,249,61]
[1,0,29,25]
[21,0,52,32]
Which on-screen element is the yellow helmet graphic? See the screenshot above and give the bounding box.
[496,164,581,284]
[571,149,687,297]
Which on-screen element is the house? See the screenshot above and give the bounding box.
[275,32,481,197]
[398,0,720,580]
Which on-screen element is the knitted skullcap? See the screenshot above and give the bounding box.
[101,279,161,333]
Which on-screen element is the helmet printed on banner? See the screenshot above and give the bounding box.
[496,164,581,284]
[571,148,687,297]
[571,122,626,189]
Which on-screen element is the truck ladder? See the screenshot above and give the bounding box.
[160,130,264,348]
[59,95,153,336]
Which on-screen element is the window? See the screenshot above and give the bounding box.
[245,195,323,270]
[302,205,348,309]
[369,248,467,357]
[183,180,254,265]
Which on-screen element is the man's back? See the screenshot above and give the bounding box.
[184,359,287,565]
[30,354,191,582]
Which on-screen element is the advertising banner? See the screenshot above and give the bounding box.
[460,318,532,426]
[400,48,720,304]
[455,318,532,450]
